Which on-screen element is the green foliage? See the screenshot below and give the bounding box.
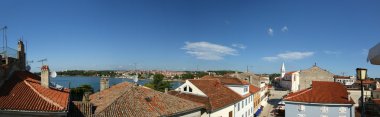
[181,73,194,79]
[144,74,171,92]
[70,84,94,101]
[207,70,238,75]
[57,70,117,77]
[269,73,281,81]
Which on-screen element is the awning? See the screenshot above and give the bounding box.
[254,106,264,116]
[368,43,380,65]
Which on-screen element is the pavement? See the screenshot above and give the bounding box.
[260,88,289,117]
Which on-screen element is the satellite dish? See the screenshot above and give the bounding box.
[133,74,138,83]
[50,71,57,78]
[26,65,31,71]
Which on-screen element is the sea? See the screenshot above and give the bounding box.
[50,76,183,92]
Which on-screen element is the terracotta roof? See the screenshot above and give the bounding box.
[249,85,260,93]
[333,75,352,79]
[285,71,297,75]
[88,82,204,117]
[284,81,354,104]
[173,79,246,112]
[354,79,376,84]
[201,75,250,85]
[0,71,70,112]
[372,99,380,105]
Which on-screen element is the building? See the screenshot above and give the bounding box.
[279,71,300,92]
[298,64,335,90]
[169,75,256,117]
[226,72,268,88]
[334,75,355,87]
[71,81,204,117]
[283,81,355,117]
[0,40,70,117]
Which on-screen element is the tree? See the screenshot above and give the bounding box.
[269,73,281,82]
[144,74,171,92]
[70,84,94,101]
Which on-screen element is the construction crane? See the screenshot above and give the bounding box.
[37,58,47,65]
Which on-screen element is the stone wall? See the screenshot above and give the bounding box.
[299,66,334,90]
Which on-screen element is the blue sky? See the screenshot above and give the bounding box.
[1,0,380,77]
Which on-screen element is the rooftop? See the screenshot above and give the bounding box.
[88,82,204,116]
[0,71,70,112]
[170,77,252,112]
[284,81,354,104]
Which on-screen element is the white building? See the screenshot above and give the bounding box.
[278,63,301,92]
[334,75,355,86]
[169,75,257,117]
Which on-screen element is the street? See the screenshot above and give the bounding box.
[261,88,288,117]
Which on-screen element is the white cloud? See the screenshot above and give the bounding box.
[268,28,274,36]
[232,44,246,49]
[324,50,341,55]
[262,51,314,61]
[182,41,238,60]
[281,26,288,32]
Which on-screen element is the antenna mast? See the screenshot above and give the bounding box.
[1,26,7,57]
[37,58,48,65]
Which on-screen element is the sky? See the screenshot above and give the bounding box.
[1,0,380,77]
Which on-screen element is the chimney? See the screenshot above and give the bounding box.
[41,65,50,88]
[17,40,26,70]
[165,88,168,93]
[82,92,91,102]
[348,92,351,101]
[100,78,109,91]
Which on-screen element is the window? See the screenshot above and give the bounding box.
[242,100,244,108]
[184,86,187,91]
[245,99,247,105]
[298,105,305,111]
[189,87,193,92]
[339,107,347,113]
[297,114,306,117]
[229,111,233,117]
[320,106,328,113]
[238,102,240,111]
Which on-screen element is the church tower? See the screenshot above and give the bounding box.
[281,62,285,77]
[17,40,26,70]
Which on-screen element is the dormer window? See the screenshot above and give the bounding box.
[189,87,193,92]
[184,86,188,91]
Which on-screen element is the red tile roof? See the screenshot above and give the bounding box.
[89,82,204,116]
[333,75,352,79]
[249,85,260,93]
[0,71,70,112]
[284,81,354,104]
[201,75,250,85]
[285,71,297,75]
[372,99,380,105]
[169,78,249,112]
[354,79,376,84]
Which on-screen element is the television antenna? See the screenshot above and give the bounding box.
[0,26,8,57]
[37,58,47,65]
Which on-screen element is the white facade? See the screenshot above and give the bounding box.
[227,85,250,96]
[175,80,207,97]
[176,80,255,117]
[279,71,300,92]
[335,77,355,86]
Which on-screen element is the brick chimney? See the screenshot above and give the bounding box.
[100,78,109,91]
[41,65,50,88]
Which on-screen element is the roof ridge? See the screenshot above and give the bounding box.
[95,83,132,114]
[23,80,64,110]
[284,88,312,100]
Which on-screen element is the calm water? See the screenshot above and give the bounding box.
[51,76,183,92]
